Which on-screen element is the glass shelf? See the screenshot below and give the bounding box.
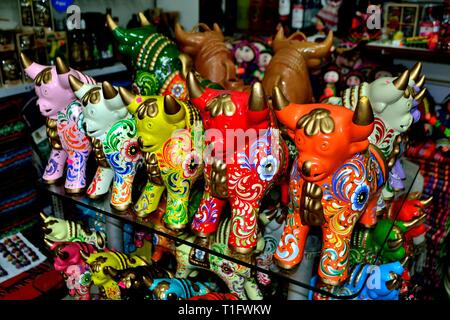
[38,159,420,300]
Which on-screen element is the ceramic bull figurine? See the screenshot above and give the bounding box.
[149,278,214,300]
[175,22,244,90]
[118,88,203,230]
[69,76,142,211]
[47,241,98,300]
[329,63,427,200]
[186,72,288,254]
[104,265,173,300]
[41,212,106,249]
[263,28,333,104]
[81,250,149,300]
[175,214,273,300]
[310,262,404,300]
[272,87,388,286]
[20,54,96,193]
[106,14,189,100]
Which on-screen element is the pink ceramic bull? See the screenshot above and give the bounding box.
[20,54,95,193]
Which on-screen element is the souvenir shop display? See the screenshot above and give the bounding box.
[0,1,448,303]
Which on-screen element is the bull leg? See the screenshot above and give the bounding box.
[359,196,379,227]
[87,166,114,199]
[244,276,263,300]
[64,150,89,194]
[164,183,191,232]
[110,173,135,212]
[134,181,165,217]
[274,206,310,269]
[43,149,68,183]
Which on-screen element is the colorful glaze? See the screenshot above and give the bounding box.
[187,73,288,253]
[82,251,148,300]
[105,265,173,300]
[272,88,388,285]
[20,54,95,193]
[310,262,404,300]
[106,15,188,100]
[187,292,240,300]
[47,241,98,300]
[149,278,213,300]
[175,216,266,300]
[175,23,244,90]
[263,28,333,104]
[118,88,203,231]
[70,77,143,210]
[40,212,106,249]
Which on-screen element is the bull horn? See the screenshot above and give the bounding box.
[416,75,426,89]
[142,275,153,288]
[414,88,427,103]
[249,82,266,111]
[387,237,403,249]
[409,62,422,82]
[138,12,150,26]
[118,87,136,105]
[106,14,118,30]
[39,212,48,220]
[402,214,427,230]
[68,74,84,92]
[179,53,193,79]
[352,96,374,126]
[79,249,90,261]
[420,196,433,206]
[104,266,119,278]
[393,70,410,91]
[274,26,285,42]
[20,52,34,69]
[102,81,118,99]
[164,94,181,114]
[56,248,69,260]
[186,71,204,99]
[44,238,54,247]
[272,85,289,111]
[400,256,410,267]
[403,89,410,98]
[306,30,334,58]
[56,57,70,74]
[174,22,188,42]
[213,23,222,33]
[407,192,421,200]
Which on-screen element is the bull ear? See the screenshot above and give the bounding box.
[104,266,119,278]
[186,71,205,99]
[164,95,186,124]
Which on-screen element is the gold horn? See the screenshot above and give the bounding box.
[39,212,48,220]
[138,12,150,26]
[164,95,182,115]
[56,57,70,74]
[79,249,90,261]
[20,52,34,69]
[44,238,54,247]
[409,62,422,82]
[393,70,410,91]
[186,71,204,99]
[118,87,136,105]
[102,81,118,99]
[272,85,289,111]
[68,74,84,92]
[415,75,426,89]
[249,82,266,111]
[106,14,118,30]
[420,196,433,206]
[352,96,374,126]
[414,88,427,103]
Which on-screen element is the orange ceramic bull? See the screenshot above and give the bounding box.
[272,86,388,286]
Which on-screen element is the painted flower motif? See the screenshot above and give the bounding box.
[351,183,370,211]
[171,83,185,98]
[219,261,235,277]
[257,155,278,181]
[121,139,140,162]
[65,265,82,290]
[182,152,200,177]
[79,271,92,286]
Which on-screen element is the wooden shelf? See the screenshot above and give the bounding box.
[365,42,450,63]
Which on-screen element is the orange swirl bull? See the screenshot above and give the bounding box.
[272,87,388,286]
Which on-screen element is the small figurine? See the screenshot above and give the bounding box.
[41,212,106,249]
[20,54,96,193]
[47,241,98,300]
[175,23,244,90]
[81,251,149,300]
[186,72,288,253]
[118,88,203,230]
[104,265,173,300]
[310,262,404,300]
[272,87,387,285]
[69,76,142,211]
[263,28,333,104]
[106,14,189,100]
[149,278,213,300]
